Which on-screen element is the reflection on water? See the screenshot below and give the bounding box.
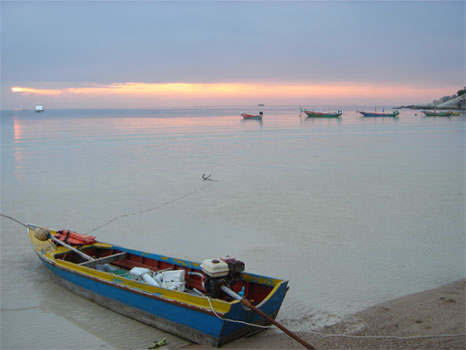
[13,115,24,142]
[13,116,27,179]
[240,118,263,130]
[1,107,465,349]
[300,116,343,128]
[358,116,400,126]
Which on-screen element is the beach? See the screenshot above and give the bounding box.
[181,279,465,349]
[1,108,464,349]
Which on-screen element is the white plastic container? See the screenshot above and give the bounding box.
[162,270,185,282]
[162,280,186,292]
[154,273,163,285]
[200,259,229,277]
[142,273,160,287]
[161,270,185,292]
[130,267,151,276]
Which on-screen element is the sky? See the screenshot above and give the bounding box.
[1,0,465,109]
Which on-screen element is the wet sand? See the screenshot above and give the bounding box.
[179,279,465,349]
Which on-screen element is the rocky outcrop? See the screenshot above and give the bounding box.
[396,88,465,110]
[437,93,465,110]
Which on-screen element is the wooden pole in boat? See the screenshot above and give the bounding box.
[49,235,95,262]
[220,286,315,349]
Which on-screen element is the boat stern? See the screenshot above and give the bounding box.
[217,276,289,345]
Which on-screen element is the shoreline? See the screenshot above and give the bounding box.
[179,279,465,349]
[395,105,466,111]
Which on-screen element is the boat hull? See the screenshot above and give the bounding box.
[303,110,341,118]
[241,113,263,120]
[422,111,459,117]
[358,111,399,117]
[28,226,288,346]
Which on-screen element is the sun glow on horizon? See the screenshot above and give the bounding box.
[10,82,455,106]
[11,86,62,95]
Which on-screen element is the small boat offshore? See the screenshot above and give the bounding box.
[26,224,289,347]
[422,110,460,117]
[358,110,399,117]
[301,109,342,118]
[241,112,263,120]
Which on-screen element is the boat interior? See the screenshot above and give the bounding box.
[53,246,273,304]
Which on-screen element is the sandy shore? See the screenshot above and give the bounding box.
[178,279,465,350]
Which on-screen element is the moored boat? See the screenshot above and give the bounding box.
[358,110,399,117]
[26,224,288,347]
[301,109,342,118]
[241,112,263,120]
[35,104,45,113]
[422,110,460,117]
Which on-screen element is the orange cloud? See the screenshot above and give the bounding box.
[10,82,451,101]
[11,86,61,95]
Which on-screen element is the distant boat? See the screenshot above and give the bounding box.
[241,112,263,120]
[301,108,342,118]
[35,104,45,113]
[258,104,265,107]
[422,110,459,117]
[358,110,399,117]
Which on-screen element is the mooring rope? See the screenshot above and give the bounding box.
[203,294,273,329]
[201,292,465,339]
[306,330,465,340]
[86,181,214,234]
[0,214,27,228]
[1,179,215,234]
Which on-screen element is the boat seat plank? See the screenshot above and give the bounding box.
[79,252,127,268]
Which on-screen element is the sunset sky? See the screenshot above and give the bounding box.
[1,0,464,109]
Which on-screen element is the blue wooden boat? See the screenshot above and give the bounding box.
[358,110,399,117]
[27,224,289,346]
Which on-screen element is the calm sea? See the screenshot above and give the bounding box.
[1,107,465,349]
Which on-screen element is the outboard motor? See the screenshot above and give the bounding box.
[200,257,245,298]
[221,255,245,282]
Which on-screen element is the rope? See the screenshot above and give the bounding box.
[0,214,27,228]
[1,182,215,235]
[203,294,273,329]
[87,182,214,234]
[202,295,464,339]
[306,330,465,340]
[203,289,465,340]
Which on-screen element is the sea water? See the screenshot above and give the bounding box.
[1,107,465,348]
